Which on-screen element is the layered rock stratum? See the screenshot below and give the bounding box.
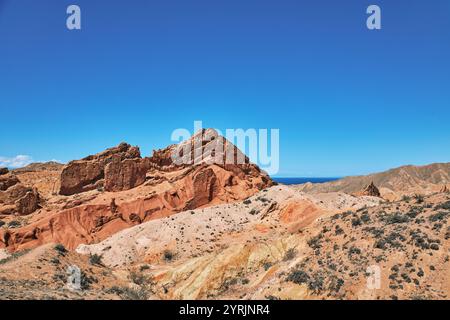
[0,129,273,251]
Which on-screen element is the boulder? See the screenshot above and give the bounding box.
[15,188,40,215]
[0,168,9,176]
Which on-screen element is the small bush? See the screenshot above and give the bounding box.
[335,225,344,235]
[54,244,67,255]
[283,248,297,261]
[351,218,362,227]
[80,270,96,290]
[348,246,361,257]
[112,286,150,300]
[401,195,411,202]
[140,264,150,271]
[286,269,310,285]
[435,201,450,210]
[7,220,21,228]
[163,249,175,262]
[430,243,439,251]
[428,211,448,222]
[89,253,103,266]
[383,212,410,224]
[262,262,273,271]
[307,235,322,250]
[129,271,148,285]
[360,213,371,223]
[414,194,425,204]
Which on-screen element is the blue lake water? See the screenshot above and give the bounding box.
[272,177,340,185]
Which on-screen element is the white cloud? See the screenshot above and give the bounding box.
[0,155,34,168]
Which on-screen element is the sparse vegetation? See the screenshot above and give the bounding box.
[283,248,297,261]
[89,253,103,266]
[351,217,362,227]
[262,262,273,271]
[435,200,450,210]
[129,271,151,286]
[163,249,175,262]
[402,195,411,202]
[307,235,322,250]
[108,286,150,300]
[140,264,150,271]
[382,212,410,224]
[7,220,21,228]
[54,244,67,255]
[428,211,448,222]
[414,194,425,204]
[286,269,310,285]
[0,249,30,265]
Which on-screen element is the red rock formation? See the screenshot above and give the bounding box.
[59,143,142,195]
[0,172,40,215]
[104,157,150,192]
[0,173,20,191]
[0,130,273,251]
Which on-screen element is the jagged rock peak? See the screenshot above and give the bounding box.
[361,182,381,197]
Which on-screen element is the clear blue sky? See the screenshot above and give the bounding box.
[0,0,449,177]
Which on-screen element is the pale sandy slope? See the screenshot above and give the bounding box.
[77,186,380,268]
[76,186,384,299]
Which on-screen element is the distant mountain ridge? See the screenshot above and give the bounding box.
[294,162,450,196]
[12,161,64,173]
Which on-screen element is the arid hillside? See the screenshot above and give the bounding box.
[0,132,449,300]
[295,162,450,200]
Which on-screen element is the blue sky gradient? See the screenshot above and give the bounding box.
[0,0,449,176]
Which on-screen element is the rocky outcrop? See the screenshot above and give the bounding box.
[0,173,20,191]
[14,188,40,215]
[1,130,273,251]
[0,172,40,215]
[104,157,150,192]
[147,128,252,171]
[0,168,9,176]
[1,162,272,250]
[354,182,381,197]
[59,143,143,195]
